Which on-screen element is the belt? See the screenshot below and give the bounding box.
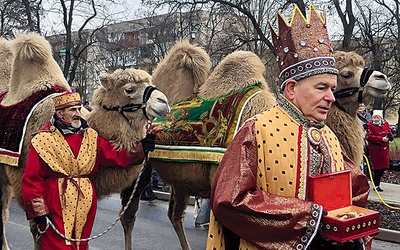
[49,174,90,200]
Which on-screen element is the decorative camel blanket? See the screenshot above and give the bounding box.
[149,83,262,164]
[0,86,65,167]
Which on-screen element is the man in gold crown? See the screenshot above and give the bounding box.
[206,5,370,250]
[21,91,155,250]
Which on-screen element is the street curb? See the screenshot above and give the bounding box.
[374,228,400,243]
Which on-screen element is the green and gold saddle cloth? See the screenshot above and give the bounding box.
[149,83,262,164]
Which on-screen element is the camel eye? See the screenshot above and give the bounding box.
[124,88,135,95]
[340,71,352,79]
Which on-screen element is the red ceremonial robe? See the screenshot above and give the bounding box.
[207,96,370,250]
[22,122,144,250]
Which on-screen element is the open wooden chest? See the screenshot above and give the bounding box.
[308,170,379,243]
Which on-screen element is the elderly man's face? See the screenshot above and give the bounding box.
[57,105,82,128]
[288,74,337,122]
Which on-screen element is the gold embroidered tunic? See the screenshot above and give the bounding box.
[32,127,97,247]
[22,121,145,250]
[206,95,370,250]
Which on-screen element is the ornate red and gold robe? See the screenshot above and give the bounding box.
[22,121,144,250]
[206,96,370,250]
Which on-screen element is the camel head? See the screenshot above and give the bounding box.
[0,38,12,93]
[333,51,391,116]
[152,40,211,104]
[89,68,170,150]
[199,51,268,99]
[5,32,70,104]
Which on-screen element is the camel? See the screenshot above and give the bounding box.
[0,32,170,250]
[151,40,212,105]
[85,68,171,250]
[148,41,276,250]
[0,32,71,249]
[327,51,391,167]
[73,40,275,250]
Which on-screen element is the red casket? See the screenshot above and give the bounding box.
[308,170,379,243]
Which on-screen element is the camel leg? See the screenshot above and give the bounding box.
[120,183,143,250]
[117,161,153,250]
[0,169,12,250]
[168,186,191,250]
[120,196,140,250]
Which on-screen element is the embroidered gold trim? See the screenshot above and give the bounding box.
[31,128,98,246]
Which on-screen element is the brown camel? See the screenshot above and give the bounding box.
[0,32,170,250]
[0,32,70,250]
[86,68,170,250]
[149,41,276,250]
[327,51,391,167]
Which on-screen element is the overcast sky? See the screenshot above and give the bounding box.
[41,0,146,34]
[40,1,342,41]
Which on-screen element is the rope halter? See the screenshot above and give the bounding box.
[333,68,374,113]
[102,85,157,122]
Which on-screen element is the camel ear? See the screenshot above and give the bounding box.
[99,73,112,90]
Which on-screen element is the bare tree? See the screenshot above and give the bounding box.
[142,0,285,87]
[43,0,133,101]
[331,0,355,50]
[350,1,398,113]
[0,0,42,37]
[22,0,42,33]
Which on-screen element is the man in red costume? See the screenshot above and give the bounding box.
[206,5,370,250]
[22,91,154,250]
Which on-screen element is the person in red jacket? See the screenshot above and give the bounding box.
[22,91,155,250]
[367,110,393,192]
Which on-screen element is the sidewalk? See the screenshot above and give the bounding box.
[368,182,400,206]
[368,182,400,244]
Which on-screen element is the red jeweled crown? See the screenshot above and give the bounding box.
[269,5,338,89]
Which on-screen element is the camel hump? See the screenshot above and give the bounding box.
[199,51,268,99]
[207,51,266,87]
[153,40,211,83]
[152,40,211,104]
[11,32,53,63]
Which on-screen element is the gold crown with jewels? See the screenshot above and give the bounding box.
[269,5,338,89]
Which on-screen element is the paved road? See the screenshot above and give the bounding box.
[4,195,399,249]
[6,195,207,249]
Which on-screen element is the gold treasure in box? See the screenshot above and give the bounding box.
[308,170,379,243]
